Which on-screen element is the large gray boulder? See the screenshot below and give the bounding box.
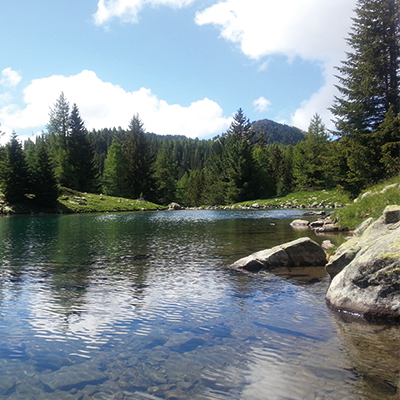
[230,237,327,272]
[325,205,400,321]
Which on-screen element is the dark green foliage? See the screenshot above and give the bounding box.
[374,106,400,176]
[227,107,252,142]
[251,119,306,145]
[46,92,71,185]
[205,110,259,204]
[0,133,30,203]
[293,114,332,190]
[27,138,59,207]
[102,137,129,197]
[269,144,294,197]
[124,114,155,200]
[330,0,400,193]
[251,146,275,199]
[186,169,206,207]
[153,142,178,205]
[67,104,97,192]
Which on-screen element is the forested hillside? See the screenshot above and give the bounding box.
[0,0,398,211]
[251,119,305,145]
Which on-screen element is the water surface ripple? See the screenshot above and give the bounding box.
[0,210,398,399]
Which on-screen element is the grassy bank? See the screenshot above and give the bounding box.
[0,187,166,215]
[332,175,400,229]
[234,189,351,209]
[234,175,400,230]
[1,176,399,224]
[56,188,166,213]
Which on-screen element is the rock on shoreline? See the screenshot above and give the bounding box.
[230,237,327,273]
[325,205,400,322]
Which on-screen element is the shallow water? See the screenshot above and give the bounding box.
[0,210,398,399]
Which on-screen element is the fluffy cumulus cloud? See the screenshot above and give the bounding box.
[195,0,357,129]
[195,0,355,62]
[0,68,22,88]
[94,0,197,25]
[0,70,231,143]
[253,96,271,113]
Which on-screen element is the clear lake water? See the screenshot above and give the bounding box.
[0,209,398,400]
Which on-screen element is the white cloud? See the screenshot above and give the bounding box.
[0,70,231,143]
[0,68,22,88]
[290,65,338,130]
[253,96,271,113]
[94,0,197,25]
[195,0,357,130]
[195,0,355,62]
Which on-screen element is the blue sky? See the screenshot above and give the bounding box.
[0,0,356,143]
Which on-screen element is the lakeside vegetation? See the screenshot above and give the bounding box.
[332,175,400,229]
[1,177,399,234]
[234,189,351,210]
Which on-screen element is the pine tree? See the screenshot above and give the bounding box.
[0,133,30,203]
[124,114,154,200]
[28,138,59,207]
[252,146,274,199]
[67,104,97,192]
[153,142,178,205]
[186,169,206,207]
[330,0,400,193]
[46,92,71,186]
[269,144,293,197]
[227,108,252,142]
[293,114,331,190]
[374,105,400,175]
[102,137,129,197]
[204,138,228,205]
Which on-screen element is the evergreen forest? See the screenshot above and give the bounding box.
[0,0,399,209]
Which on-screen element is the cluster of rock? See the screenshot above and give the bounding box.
[168,202,345,212]
[290,215,349,233]
[230,205,400,322]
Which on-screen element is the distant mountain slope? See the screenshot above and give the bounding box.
[251,119,305,145]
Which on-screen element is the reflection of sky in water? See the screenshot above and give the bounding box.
[27,260,226,352]
[0,211,398,399]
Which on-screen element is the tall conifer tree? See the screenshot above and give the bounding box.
[124,114,154,199]
[68,104,97,192]
[0,133,30,203]
[102,137,129,197]
[330,0,400,194]
[28,138,59,206]
[46,92,71,186]
[293,114,331,190]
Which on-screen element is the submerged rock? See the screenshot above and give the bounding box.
[40,362,107,391]
[230,237,327,273]
[325,205,400,322]
[0,375,16,395]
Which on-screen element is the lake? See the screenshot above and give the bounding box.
[0,210,398,400]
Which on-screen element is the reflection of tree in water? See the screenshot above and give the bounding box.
[330,311,400,399]
[0,216,60,304]
[37,214,153,333]
[0,214,152,337]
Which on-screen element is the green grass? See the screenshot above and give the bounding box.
[56,188,166,213]
[332,175,400,229]
[0,187,166,215]
[234,189,351,209]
